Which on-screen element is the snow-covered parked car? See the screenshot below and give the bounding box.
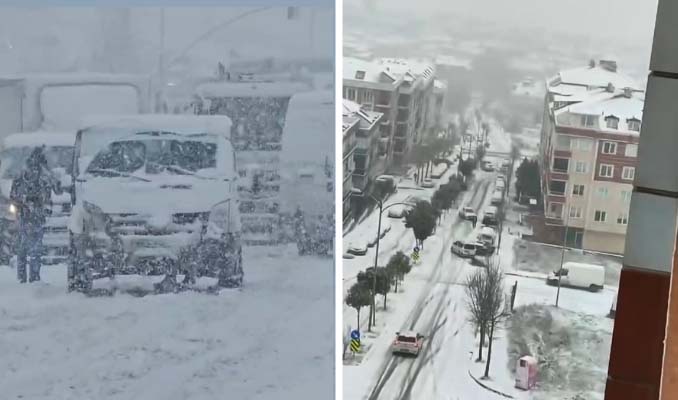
[346,241,368,256]
[421,178,435,188]
[387,204,410,218]
[0,131,75,264]
[451,240,477,258]
[68,115,243,293]
[392,331,424,356]
[278,90,334,256]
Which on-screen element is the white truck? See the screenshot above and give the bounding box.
[195,77,310,245]
[278,90,334,255]
[68,115,242,293]
[546,262,605,292]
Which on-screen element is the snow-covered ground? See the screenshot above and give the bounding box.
[0,245,333,400]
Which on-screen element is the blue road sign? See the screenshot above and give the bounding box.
[413,246,419,253]
[350,330,360,340]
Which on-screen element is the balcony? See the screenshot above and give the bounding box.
[352,172,368,190]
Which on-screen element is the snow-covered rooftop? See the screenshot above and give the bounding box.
[342,99,383,131]
[556,88,644,134]
[378,58,436,83]
[3,131,76,149]
[343,57,399,85]
[548,61,641,92]
[435,54,472,69]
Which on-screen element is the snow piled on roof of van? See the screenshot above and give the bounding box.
[80,114,232,136]
[3,131,75,149]
[197,81,310,98]
[280,90,334,166]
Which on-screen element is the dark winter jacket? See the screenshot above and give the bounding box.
[9,149,57,227]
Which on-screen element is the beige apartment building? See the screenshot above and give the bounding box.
[540,60,644,254]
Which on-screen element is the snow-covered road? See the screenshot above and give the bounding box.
[0,245,334,400]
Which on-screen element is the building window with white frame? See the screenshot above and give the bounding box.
[569,206,583,219]
[576,138,593,151]
[597,187,609,198]
[601,142,617,154]
[627,118,641,132]
[621,190,632,203]
[617,213,628,225]
[581,114,597,127]
[599,164,614,178]
[575,161,588,173]
[605,115,619,129]
[622,166,635,181]
[594,210,607,222]
[625,144,638,157]
[361,90,374,106]
[572,184,585,196]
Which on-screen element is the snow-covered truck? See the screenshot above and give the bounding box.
[68,115,243,293]
[0,132,75,264]
[278,90,334,255]
[0,74,152,265]
[195,77,310,245]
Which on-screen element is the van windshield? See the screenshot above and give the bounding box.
[86,136,219,177]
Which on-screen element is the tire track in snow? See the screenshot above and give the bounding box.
[366,177,492,400]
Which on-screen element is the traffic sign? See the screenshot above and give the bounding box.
[350,339,361,353]
[350,330,360,340]
[412,250,420,264]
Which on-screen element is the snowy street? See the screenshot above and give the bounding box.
[0,245,334,400]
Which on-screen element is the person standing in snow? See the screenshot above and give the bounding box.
[10,147,59,283]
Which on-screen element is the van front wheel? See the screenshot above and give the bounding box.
[589,284,602,292]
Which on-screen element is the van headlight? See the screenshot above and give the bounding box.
[8,203,17,216]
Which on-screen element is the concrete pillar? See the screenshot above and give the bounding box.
[605,1,678,399]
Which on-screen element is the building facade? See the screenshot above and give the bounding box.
[540,60,644,254]
[342,99,385,196]
[342,115,358,224]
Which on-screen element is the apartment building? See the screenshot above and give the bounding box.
[343,57,403,171]
[343,99,385,195]
[378,58,437,166]
[342,114,359,223]
[540,60,644,254]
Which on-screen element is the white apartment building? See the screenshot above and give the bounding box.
[540,60,644,254]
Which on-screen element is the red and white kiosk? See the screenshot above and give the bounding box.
[515,355,538,390]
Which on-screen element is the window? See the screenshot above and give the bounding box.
[594,210,607,222]
[556,135,571,150]
[627,118,641,132]
[355,70,366,80]
[581,115,597,127]
[625,144,638,157]
[599,164,614,178]
[621,190,632,203]
[605,116,619,129]
[569,206,583,219]
[602,142,617,154]
[597,187,609,198]
[617,213,628,225]
[622,166,635,180]
[574,138,593,151]
[345,87,357,101]
[575,161,588,173]
[549,180,566,195]
[572,184,585,196]
[549,202,563,216]
[361,90,374,105]
[552,157,569,172]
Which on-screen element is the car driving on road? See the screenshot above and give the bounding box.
[458,206,476,221]
[392,331,424,356]
[451,240,478,258]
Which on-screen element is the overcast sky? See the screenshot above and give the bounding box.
[347,0,658,47]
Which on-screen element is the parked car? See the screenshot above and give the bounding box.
[375,175,398,195]
[458,206,477,220]
[490,190,503,206]
[388,204,410,218]
[392,331,424,356]
[421,178,435,188]
[481,160,495,171]
[451,240,478,257]
[477,226,497,248]
[546,262,605,292]
[495,179,505,191]
[346,241,368,256]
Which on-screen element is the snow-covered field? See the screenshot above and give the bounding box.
[0,245,333,400]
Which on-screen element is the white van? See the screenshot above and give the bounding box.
[546,262,605,292]
[490,190,503,206]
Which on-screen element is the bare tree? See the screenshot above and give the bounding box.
[465,269,489,362]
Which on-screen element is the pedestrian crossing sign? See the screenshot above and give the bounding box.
[412,247,420,264]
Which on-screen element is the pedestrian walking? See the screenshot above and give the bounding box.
[471,215,477,228]
[9,147,59,283]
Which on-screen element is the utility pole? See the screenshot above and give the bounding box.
[156,8,166,113]
[555,208,571,307]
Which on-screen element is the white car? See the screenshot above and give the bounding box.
[388,205,409,218]
[346,242,368,256]
[451,240,478,257]
[458,206,477,220]
[421,178,435,188]
[392,331,424,356]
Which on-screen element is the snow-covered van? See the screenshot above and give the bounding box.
[196,79,310,245]
[0,73,151,140]
[278,90,334,255]
[68,115,242,292]
[546,262,605,292]
[0,131,75,264]
[477,226,497,248]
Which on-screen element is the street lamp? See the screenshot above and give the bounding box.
[555,205,572,307]
[366,193,410,331]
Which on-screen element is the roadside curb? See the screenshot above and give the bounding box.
[467,370,515,399]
